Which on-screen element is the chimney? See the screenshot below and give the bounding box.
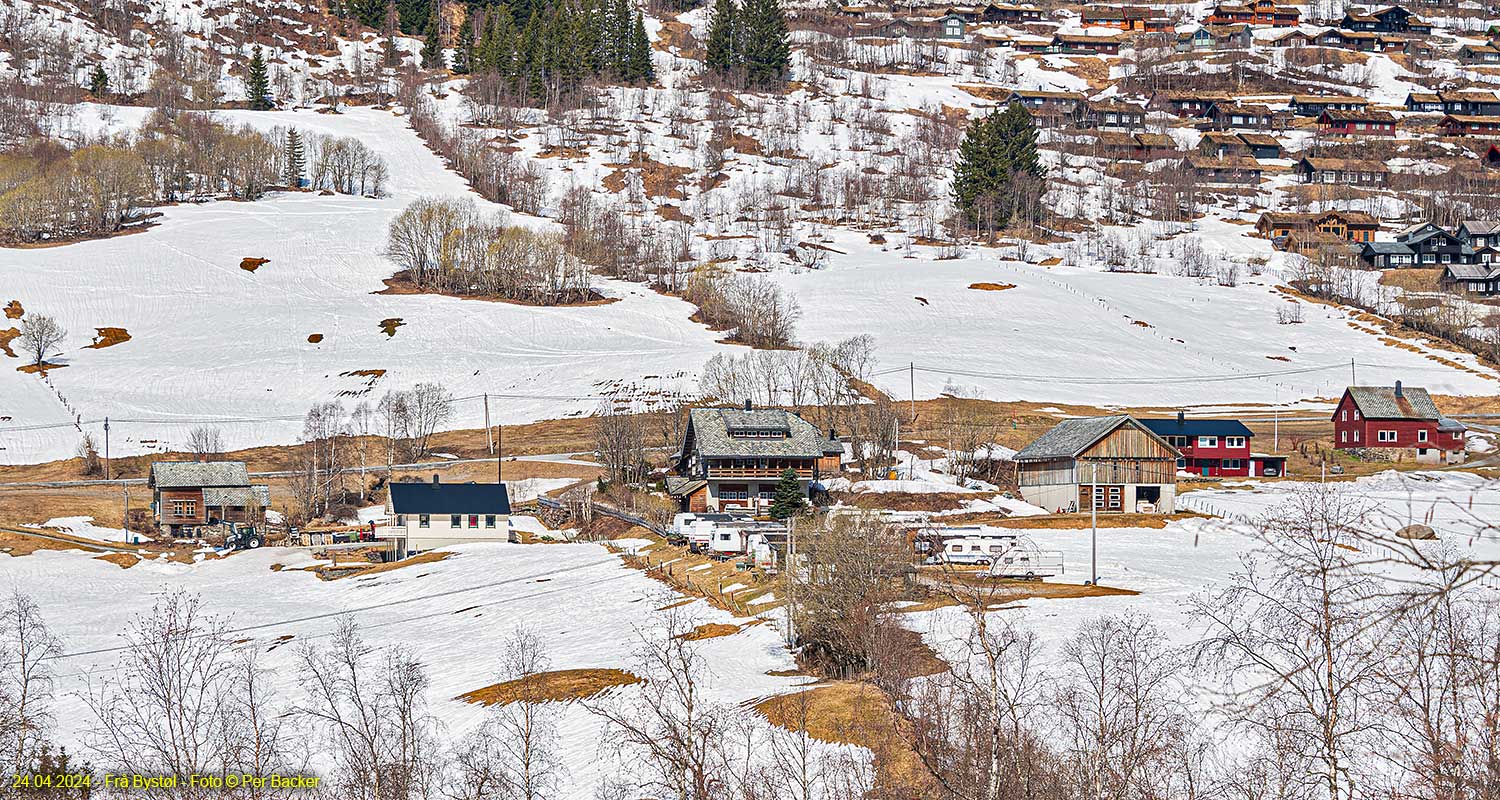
[1177,410,1185,425]
[431,474,440,486]
[743,399,752,411]
[829,427,838,440]
[1394,380,1403,398]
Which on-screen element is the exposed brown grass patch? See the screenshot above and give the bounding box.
[968,282,1016,292]
[3,301,20,319]
[376,272,616,307]
[86,327,131,349]
[678,622,742,641]
[16,362,65,375]
[1038,256,1062,266]
[1379,268,1442,292]
[379,318,405,337]
[602,156,692,200]
[458,668,642,706]
[319,550,451,581]
[755,682,935,794]
[307,333,324,343]
[95,552,140,568]
[0,327,17,358]
[240,257,269,272]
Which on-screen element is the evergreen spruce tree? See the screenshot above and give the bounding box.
[769,468,808,519]
[421,4,446,69]
[397,0,431,34]
[626,9,653,83]
[704,0,739,75]
[738,0,789,87]
[354,0,386,29]
[606,0,632,74]
[951,101,1044,232]
[246,46,273,110]
[453,14,475,73]
[283,128,305,188]
[88,64,109,96]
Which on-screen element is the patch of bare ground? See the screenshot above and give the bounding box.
[3,300,20,319]
[86,327,131,349]
[830,491,977,512]
[15,362,65,375]
[457,668,642,706]
[968,282,1016,291]
[0,219,157,249]
[535,145,592,159]
[307,333,323,343]
[318,549,452,580]
[0,327,17,357]
[1379,268,1443,292]
[755,681,937,794]
[677,622,743,641]
[619,532,780,615]
[240,257,269,272]
[95,552,140,568]
[601,157,692,200]
[375,271,616,307]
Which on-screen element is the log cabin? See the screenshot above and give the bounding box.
[148,461,269,537]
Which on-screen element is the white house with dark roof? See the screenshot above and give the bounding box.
[148,461,269,536]
[669,403,843,513]
[379,475,513,555]
[1014,416,1181,514]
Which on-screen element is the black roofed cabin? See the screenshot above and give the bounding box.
[669,403,843,514]
[380,475,512,556]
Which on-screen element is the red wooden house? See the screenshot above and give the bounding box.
[1141,413,1286,477]
[1332,383,1467,464]
[1318,108,1397,136]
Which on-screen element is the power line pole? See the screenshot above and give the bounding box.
[909,361,916,427]
[1350,358,1356,385]
[784,516,796,648]
[103,417,111,481]
[1090,461,1098,586]
[483,393,494,455]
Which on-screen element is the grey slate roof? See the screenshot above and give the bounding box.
[1445,263,1500,280]
[686,407,841,459]
[1462,220,1500,235]
[150,461,251,488]
[1437,417,1468,433]
[665,476,708,497]
[1361,241,1413,255]
[203,486,271,507]
[1016,415,1140,461]
[1346,385,1442,420]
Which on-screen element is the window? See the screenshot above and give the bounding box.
[170,500,197,517]
[1341,431,1347,443]
[419,514,430,528]
[989,545,1004,553]
[1341,410,1347,421]
[450,514,462,527]
[468,514,479,528]
[1378,430,1397,443]
[1198,436,1218,447]
[1354,429,1360,442]
[1225,436,1246,448]
[396,514,405,526]
[1417,429,1428,442]
[485,515,497,528]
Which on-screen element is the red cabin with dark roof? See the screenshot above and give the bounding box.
[1332,382,1467,464]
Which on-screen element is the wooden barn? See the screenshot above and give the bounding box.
[1014,416,1181,514]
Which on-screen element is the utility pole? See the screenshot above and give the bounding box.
[483,394,494,454]
[909,361,916,428]
[1350,357,1356,385]
[1090,461,1098,586]
[497,418,504,483]
[1273,386,1279,452]
[103,417,111,481]
[784,516,796,648]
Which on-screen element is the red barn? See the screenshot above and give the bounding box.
[1331,383,1467,464]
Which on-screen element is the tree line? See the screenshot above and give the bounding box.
[450,0,654,103]
[0,113,388,243]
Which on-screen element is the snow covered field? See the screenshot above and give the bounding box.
[0,108,718,464]
[1,541,820,792]
[3,101,1498,465]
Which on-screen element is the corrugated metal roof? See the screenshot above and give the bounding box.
[149,461,251,488]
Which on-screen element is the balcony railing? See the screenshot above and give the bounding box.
[708,467,814,479]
